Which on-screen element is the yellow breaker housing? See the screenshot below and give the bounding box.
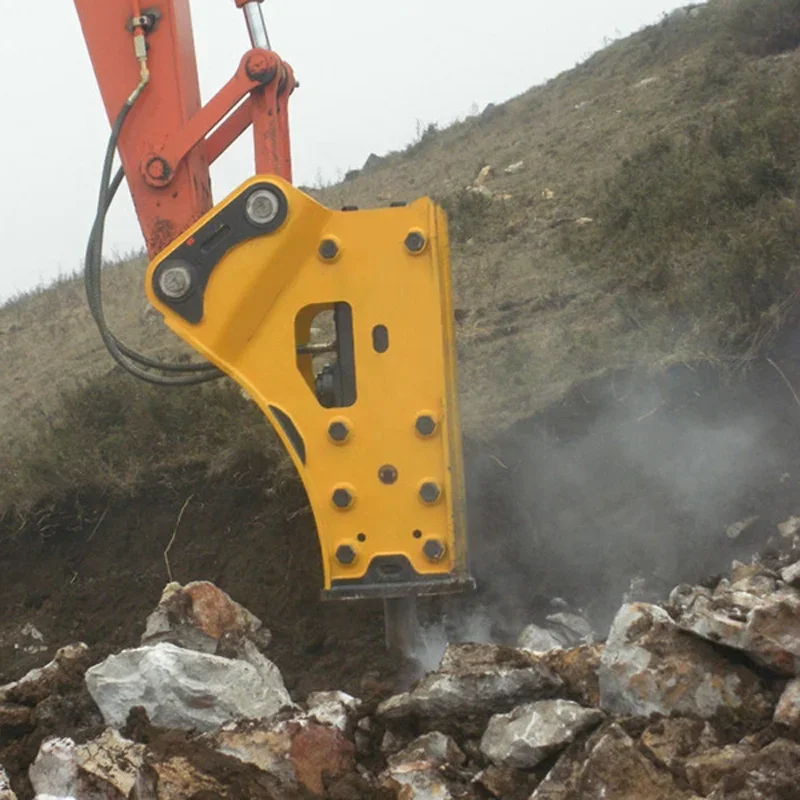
[146,177,472,599]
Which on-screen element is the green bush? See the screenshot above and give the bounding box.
[727,0,800,56]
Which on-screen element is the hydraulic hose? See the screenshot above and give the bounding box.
[84,78,224,386]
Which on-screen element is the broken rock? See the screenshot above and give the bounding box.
[545,612,595,645]
[640,718,720,772]
[480,699,603,768]
[541,644,603,707]
[212,717,355,796]
[780,559,800,587]
[141,580,271,654]
[684,743,756,796]
[0,643,90,706]
[29,730,145,799]
[531,723,688,800]
[306,690,359,731]
[599,603,772,722]
[85,641,291,731]
[380,732,464,800]
[517,623,564,652]
[0,767,16,800]
[774,677,800,728]
[706,738,800,799]
[377,643,562,722]
[670,578,800,675]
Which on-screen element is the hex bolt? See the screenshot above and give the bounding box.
[415,415,437,437]
[245,188,281,225]
[332,487,353,509]
[319,238,339,261]
[336,544,356,565]
[405,231,426,254]
[157,263,193,300]
[423,538,447,562]
[328,421,349,443]
[419,481,441,504]
[378,464,398,485]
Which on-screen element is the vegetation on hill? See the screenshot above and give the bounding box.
[2,0,800,518]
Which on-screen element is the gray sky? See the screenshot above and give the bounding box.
[1,0,694,301]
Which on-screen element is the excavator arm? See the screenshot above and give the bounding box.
[73,0,472,648]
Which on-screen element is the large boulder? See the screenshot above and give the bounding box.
[142,581,271,655]
[377,643,562,723]
[669,574,800,676]
[85,641,291,731]
[599,603,773,722]
[480,700,603,768]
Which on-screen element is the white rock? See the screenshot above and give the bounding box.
[28,738,78,799]
[517,624,564,653]
[778,516,800,538]
[545,612,595,645]
[504,160,525,175]
[775,678,800,729]
[480,700,604,768]
[781,561,800,587]
[85,641,291,731]
[306,690,360,731]
[381,733,464,800]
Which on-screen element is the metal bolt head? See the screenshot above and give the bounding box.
[405,231,426,253]
[332,487,353,509]
[158,263,193,300]
[415,415,437,437]
[423,538,447,562]
[328,421,349,443]
[378,465,398,485]
[245,188,281,225]
[336,544,356,565]
[319,238,339,260]
[419,481,441,504]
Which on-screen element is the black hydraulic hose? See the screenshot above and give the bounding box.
[84,88,224,385]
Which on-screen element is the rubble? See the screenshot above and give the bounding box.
[380,732,465,800]
[705,738,800,799]
[669,572,800,675]
[781,559,800,586]
[599,603,773,722]
[306,690,359,731]
[0,767,15,800]
[142,580,271,654]
[480,699,603,768]
[0,643,90,705]
[545,611,595,645]
[684,742,755,796]
[530,723,687,800]
[29,729,145,799]
[377,643,563,723]
[774,677,800,728]
[639,717,720,771]
[85,640,291,731]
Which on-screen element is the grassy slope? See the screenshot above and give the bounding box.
[2,0,800,513]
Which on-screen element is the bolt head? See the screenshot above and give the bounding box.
[245,188,281,225]
[336,544,356,565]
[378,465,398,485]
[157,263,193,300]
[423,538,446,562]
[419,481,441,504]
[405,231,426,253]
[328,421,349,443]
[319,238,339,260]
[415,415,437,437]
[332,487,353,509]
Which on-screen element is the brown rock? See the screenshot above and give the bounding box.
[0,703,31,731]
[531,723,689,799]
[475,764,535,799]
[542,644,603,707]
[640,718,720,771]
[0,643,90,706]
[684,743,756,795]
[142,581,271,655]
[289,721,356,795]
[705,738,800,799]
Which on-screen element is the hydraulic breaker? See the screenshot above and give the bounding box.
[145,177,472,600]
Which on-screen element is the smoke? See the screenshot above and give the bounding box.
[462,367,788,639]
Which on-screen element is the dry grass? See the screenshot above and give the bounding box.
[3,0,800,513]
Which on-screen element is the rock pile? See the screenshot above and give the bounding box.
[3,549,800,799]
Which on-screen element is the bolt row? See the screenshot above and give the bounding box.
[335,536,446,566]
[318,229,428,262]
[329,414,437,444]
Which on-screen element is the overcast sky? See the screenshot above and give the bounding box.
[1,0,695,301]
